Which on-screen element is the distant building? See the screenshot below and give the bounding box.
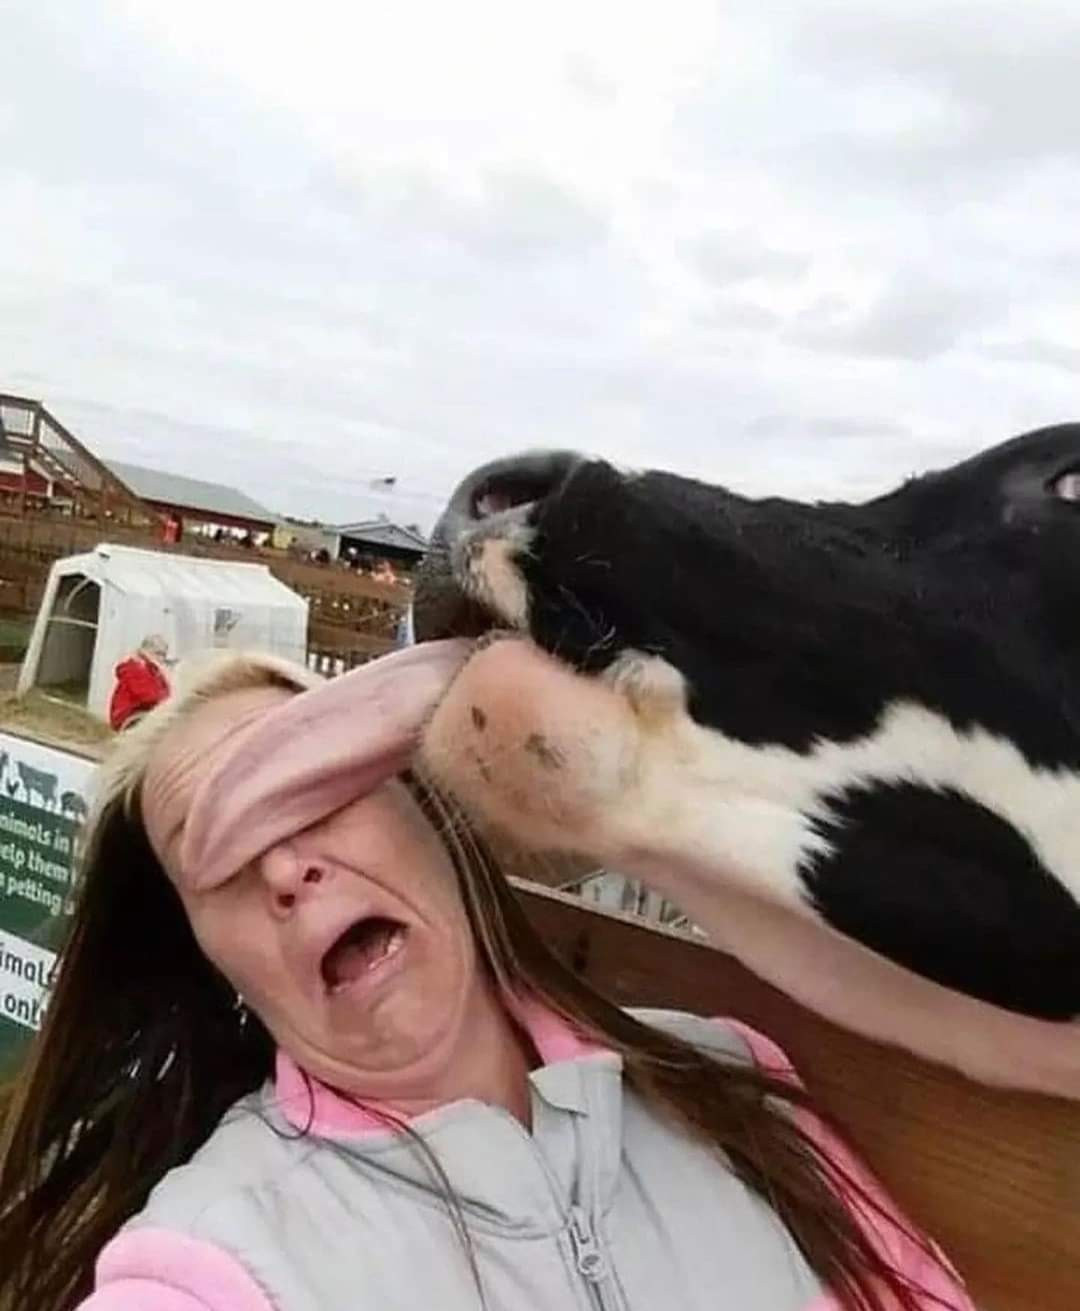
[272,518,339,557]
[105,460,276,540]
[0,460,52,499]
[0,395,146,520]
[335,518,427,569]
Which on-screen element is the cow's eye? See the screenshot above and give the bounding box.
[1051,469,1080,502]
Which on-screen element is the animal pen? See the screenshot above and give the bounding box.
[18,545,309,718]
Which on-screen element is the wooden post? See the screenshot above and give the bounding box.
[21,406,40,519]
[513,880,1080,1311]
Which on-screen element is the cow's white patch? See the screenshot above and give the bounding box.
[461,527,533,630]
[602,649,688,719]
[800,702,1080,901]
[603,684,1080,913]
[590,685,1080,1094]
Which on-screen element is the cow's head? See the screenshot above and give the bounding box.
[414,428,1080,1089]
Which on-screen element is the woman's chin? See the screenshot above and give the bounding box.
[288,994,468,1094]
[270,946,483,1100]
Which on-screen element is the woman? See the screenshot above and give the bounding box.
[108,634,171,732]
[0,641,972,1311]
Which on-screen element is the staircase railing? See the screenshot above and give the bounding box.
[0,394,157,524]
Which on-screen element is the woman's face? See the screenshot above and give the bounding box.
[141,686,481,1096]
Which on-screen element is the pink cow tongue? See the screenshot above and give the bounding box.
[181,638,473,891]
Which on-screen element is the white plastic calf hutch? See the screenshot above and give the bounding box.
[18,544,309,719]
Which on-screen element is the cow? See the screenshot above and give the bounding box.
[60,791,88,823]
[16,762,58,811]
[414,427,1080,1099]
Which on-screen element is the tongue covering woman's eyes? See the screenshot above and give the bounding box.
[178,639,473,892]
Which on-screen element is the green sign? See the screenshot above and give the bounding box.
[0,733,95,1073]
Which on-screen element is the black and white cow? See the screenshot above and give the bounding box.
[415,426,1080,1099]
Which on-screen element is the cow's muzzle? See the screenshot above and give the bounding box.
[414,450,585,639]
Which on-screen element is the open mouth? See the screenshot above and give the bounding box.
[320,916,408,994]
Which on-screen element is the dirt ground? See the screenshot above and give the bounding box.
[0,664,110,758]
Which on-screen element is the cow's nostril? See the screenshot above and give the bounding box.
[472,475,553,520]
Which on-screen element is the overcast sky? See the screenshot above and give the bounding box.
[5,2,1080,530]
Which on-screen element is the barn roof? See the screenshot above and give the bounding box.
[105,459,275,525]
[335,519,428,552]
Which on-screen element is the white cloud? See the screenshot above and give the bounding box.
[3,1,1080,530]
[982,338,1080,374]
[788,271,1006,360]
[686,232,811,288]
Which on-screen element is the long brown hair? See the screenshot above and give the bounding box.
[0,653,948,1311]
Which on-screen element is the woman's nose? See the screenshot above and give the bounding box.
[258,843,328,913]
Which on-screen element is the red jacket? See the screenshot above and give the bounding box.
[109,657,170,731]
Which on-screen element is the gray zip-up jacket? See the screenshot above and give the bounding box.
[84,1009,971,1311]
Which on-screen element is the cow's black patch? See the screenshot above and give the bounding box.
[417,432,1080,774]
[800,781,1080,1019]
[515,452,1080,771]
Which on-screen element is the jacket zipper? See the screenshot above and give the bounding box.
[568,1204,618,1310]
